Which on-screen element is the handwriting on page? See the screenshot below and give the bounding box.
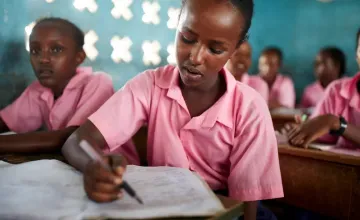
[0,161,224,220]
[80,165,224,219]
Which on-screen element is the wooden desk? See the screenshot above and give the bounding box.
[271,114,296,131]
[278,145,360,220]
[0,152,65,164]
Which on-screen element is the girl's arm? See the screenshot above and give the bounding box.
[62,120,107,172]
[244,201,257,220]
[0,126,77,153]
[342,123,360,147]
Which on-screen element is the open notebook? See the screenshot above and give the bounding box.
[0,160,224,220]
[309,143,360,157]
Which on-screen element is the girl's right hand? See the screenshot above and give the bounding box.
[83,155,127,203]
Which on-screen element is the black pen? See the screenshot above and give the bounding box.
[79,140,143,204]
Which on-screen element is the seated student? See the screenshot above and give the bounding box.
[301,47,346,109]
[0,18,114,153]
[258,47,296,109]
[62,0,283,219]
[225,41,269,101]
[287,30,360,149]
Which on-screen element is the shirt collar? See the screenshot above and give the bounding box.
[40,66,92,102]
[339,72,360,109]
[155,65,235,129]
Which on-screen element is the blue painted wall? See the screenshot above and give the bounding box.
[0,0,360,107]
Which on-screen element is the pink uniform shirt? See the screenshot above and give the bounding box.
[241,73,269,101]
[0,67,114,133]
[89,65,284,201]
[312,73,360,149]
[301,81,325,108]
[269,74,296,108]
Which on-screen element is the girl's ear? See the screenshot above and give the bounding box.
[76,49,86,65]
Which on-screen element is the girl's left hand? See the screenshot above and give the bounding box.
[287,114,340,148]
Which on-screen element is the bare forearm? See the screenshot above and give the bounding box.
[62,120,107,172]
[343,124,360,147]
[62,131,92,172]
[0,126,77,153]
[244,201,257,220]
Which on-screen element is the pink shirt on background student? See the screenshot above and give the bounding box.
[312,73,360,149]
[0,67,114,133]
[269,74,296,108]
[300,81,325,108]
[89,65,284,201]
[241,73,269,101]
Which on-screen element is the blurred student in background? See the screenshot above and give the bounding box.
[301,47,346,109]
[225,41,269,101]
[258,47,296,109]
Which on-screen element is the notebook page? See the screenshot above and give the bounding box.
[0,160,224,220]
[79,165,224,219]
[0,160,86,220]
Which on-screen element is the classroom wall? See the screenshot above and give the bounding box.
[0,0,359,107]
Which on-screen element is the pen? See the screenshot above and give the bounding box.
[79,140,143,204]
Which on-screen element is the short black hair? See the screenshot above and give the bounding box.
[321,47,346,78]
[181,0,254,46]
[33,17,84,50]
[262,47,283,63]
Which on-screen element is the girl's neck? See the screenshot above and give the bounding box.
[51,79,71,100]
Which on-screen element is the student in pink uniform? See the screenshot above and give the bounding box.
[225,41,269,101]
[287,30,360,149]
[0,18,114,153]
[301,47,346,109]
[258,47,295,109]
[62,1,283,219]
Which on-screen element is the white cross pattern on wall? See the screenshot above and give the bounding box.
[111,36,132,63]
[142,40,161,66]
[83,30,99,61]
[167,43,176,65]
[111,0,133,20]
[73,0,98,13]
[25,22,36,52]
[142,1,160,25]
[167,7,180,29]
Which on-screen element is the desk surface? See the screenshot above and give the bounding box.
[279,144,360,166]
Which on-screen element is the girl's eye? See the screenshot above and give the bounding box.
[51,47,63,53]
[181,34,196,44]
[30,48,39,55]
[209,48,224,55]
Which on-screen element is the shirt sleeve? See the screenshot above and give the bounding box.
[300,86,311,108]
[228,96,284,201]
[88,71,153,151]
[310,82,341,143]
[0,83,43,133]
[258,81,269,103]
[66,73,115,127]
[278,77,296,108]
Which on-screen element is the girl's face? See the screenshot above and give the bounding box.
[175,0,245,91]
[258,52,280,84]
[315,52,339,87]
[29,22,85,93]
[226,41,252,79]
